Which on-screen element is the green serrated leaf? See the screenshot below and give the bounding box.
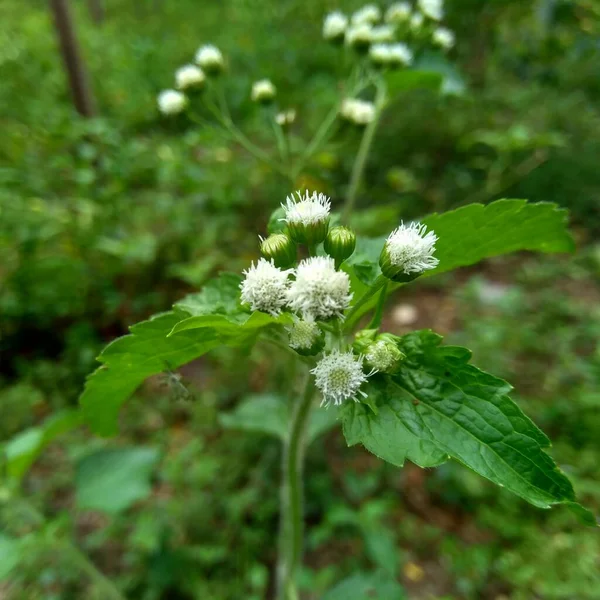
[2,410,81,482]
[0,535,22,580]
[169,311,292,336]
[220,393,338,445]
[80,312,226,436]
[341,380,448,468]
[423,199,575,276]
[389,330,585,512]
[75,447,160,514]
[322,571,406,600]
[344,200,574,327]
[175,272,243,316]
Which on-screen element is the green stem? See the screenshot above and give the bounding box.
[368,280,389,330]
[341,78,387,224]
[343,274,388,332]
[277,374,316,600]
[61,541,127,600]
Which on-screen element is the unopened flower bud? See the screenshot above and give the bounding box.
[175,65,205,90]
[353,328,378,355]
[195,44,224,75]
[251,79,276,104]
[324,226,356,267]
[379,221,439,282]
[260,233,297,268]
[364,336,405,373]
[275,109,296,128]
[281,190,331,247]
[323,11,348,43]
[287,319,325,356]
[157,90,187,115]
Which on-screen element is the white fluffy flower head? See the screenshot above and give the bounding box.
[251,79,276,102]
[282,190,331,228]
[312,351,370,407]
[385,222,439,274]
[433,27,455,49]
[385,2,412,23]
[341,98,376,125]
[240,258,291,316]
[157,90,187,115]
[175,65,205,90]
[351,4,381,25]
[389,43,413,66]
[195,44,224,71]
[323,11,348,40]
[370,25,395,42]
[287,319,320,350]
[418,0,444,21]
[345,23,373,47]
[287,256,352,321]
[370,43,392,64]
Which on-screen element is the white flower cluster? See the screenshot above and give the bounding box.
[323,11,349,41]
[385,2,412,24]
[157,43,224,115]
[418,0,443,21]
[385,222,439,274]
[275,109,296,127]
[433,26,455,49]
[240,191,351,322]
[341,98,376,126]
[287,319,321,351]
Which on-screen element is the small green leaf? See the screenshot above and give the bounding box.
[220,393,338,445]
[2,410,81,482]
[175,273,243,316]
[80,312,226,436]
[389,330,585,512]
[341,380,448,468]
[322,571,405,600]
[385,69,443,96]
[75,447,160,514]
[413,52,466,95]
[0,535,22,580]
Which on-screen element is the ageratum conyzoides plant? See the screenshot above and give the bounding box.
[75,1,595,598]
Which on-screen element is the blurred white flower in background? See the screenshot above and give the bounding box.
[433,27,455,50]
[157,89,187,115]
[389,43,413,66]
[370,24,395,42]
[351,4,381,25]
[385,2,412,24]
[345,22,374,49]
[275,109,296,127]
[195,44,224,73]
[175,64,205,90]
[323,11,349,41]
[418,0,444,21]
[341,98,376,126]
[251,79,276,102]
[410,12,425,30]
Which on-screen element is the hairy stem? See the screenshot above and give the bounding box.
[277,374,315,600]
[341,78,387,224]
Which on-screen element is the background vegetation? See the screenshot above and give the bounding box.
[1,0,599,598]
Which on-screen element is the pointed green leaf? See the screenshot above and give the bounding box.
[322,571,406,600]
[174,273,243,316]
[341,380,448,468]
[80,312,225,436]
[2,409,81,482]
[389,330,584,512]
[75,447,160,514]
[0,535,22,580]
[169,310,292,336]
[220,393,338,445]
[344,200,574,326]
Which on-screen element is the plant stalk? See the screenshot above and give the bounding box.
[276,374,316,600]
[341,78,387,224]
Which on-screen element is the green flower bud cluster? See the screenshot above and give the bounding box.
[354,330,405,374]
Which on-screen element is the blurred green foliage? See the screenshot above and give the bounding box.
[1,0,599,598]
